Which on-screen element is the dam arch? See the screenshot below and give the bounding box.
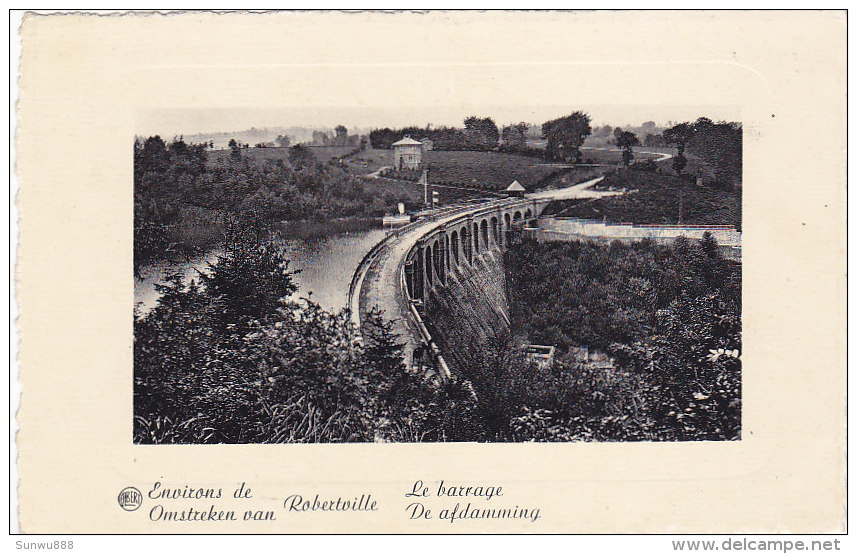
[349,193,552,380]
[425,243,433,286]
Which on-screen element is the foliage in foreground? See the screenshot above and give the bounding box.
[495,236,741,441]
[133,223,475,444]
[135,223,741,443]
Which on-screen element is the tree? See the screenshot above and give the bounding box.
[463,116,500,150]
[616,130,640,167]
[641,120,657,132]
[334,125,348,146]
[198,219,298,324]
[135,135,171,176]
[672,152,688,174]
[686,119,742,186]
[692,117,714,135]
[644,133,666,147]
[663,122,694,174]
[228,138,242,161]
[591,125,613,139]
[288,144,316,170]
[501,122,528,150]
[541,111,592,163]
[369,128,400,149]
[312,130,325,146]
[276,134,291,148]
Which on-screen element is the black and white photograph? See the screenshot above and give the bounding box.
[13,8,847,537]
[133,106,742,444]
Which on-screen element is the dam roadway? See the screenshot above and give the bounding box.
[350,175,614,370]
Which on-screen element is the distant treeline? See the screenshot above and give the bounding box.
[372,115,742,186]
[370,113,597,164]
[133,136,410,272]
[369,116,502,151]
[307,125,364,148]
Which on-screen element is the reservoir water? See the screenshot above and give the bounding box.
[134,228,387,316]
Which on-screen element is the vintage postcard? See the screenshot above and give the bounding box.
[13,10,846,533]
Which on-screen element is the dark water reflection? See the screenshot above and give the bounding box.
[134,228,387,316]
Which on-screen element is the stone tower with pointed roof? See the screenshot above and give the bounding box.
[392,136,423,170]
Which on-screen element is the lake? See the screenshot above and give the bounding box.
[134,228,388,315]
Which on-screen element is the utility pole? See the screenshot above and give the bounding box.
[421,169,428,207]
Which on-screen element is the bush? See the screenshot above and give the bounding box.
[631,159,658,172]
[379,167,421,182]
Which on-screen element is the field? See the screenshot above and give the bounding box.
[207,145,359,167]
[341,147,393,174]
[344,148,608,192]
[544,169,741,227]
[425,150,568,189]
[305,145,359,164]
[424,149,664,191]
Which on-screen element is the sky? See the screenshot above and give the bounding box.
[136,104,741,138]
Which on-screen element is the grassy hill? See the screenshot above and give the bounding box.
[426,150,578,190]
[366,149,610,192]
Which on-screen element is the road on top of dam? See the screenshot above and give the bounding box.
[355,174,624,368]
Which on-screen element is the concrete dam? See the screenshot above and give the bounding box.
[347,177,609,378]
[347,172,742,379]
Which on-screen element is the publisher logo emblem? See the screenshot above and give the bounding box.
[118,487,143,511]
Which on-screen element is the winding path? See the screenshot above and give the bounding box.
[581,146,674,163]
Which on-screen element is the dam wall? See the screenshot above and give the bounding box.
[422,248,510,372]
